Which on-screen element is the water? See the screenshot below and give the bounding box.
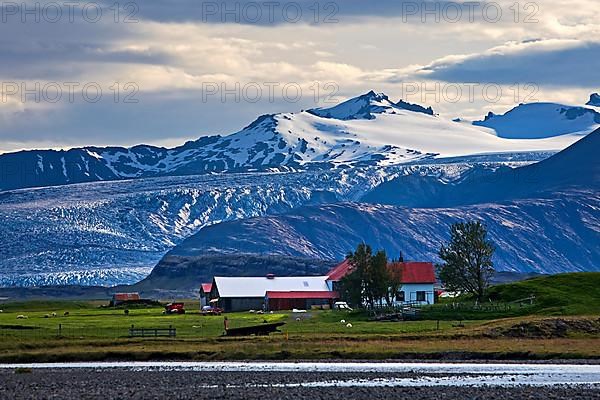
[1,362,599,387]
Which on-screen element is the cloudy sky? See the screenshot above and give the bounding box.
[0,0,598,153]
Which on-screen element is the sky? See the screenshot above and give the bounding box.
[0,0,598,153]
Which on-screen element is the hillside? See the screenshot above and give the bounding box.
[146,190,599,289]
[489,272,600,315]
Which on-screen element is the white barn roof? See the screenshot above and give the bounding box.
[213,276,330,298]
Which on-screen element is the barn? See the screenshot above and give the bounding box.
[210,275,335,312]
[110,292,141,306]
[265,291,339,311]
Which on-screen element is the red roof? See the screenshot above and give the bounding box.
[391,262,436,284]
[327,259,436,284]
[326,259,353,281]
[266,291,339,299]
[113,293,140,301]
[201,283,212,293]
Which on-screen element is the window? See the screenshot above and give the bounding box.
[416,291,426,302]
[396,291,405,302]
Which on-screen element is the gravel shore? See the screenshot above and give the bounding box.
[1,369,600,399]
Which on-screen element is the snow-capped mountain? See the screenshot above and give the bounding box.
[473,102,600,139]
[306,90,434,120]
[587,93,600,107]
[0,91,592,192]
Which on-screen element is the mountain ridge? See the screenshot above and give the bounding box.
[1,92,595,191]
[362,128,599,207]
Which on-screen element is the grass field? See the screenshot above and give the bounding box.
[0,273,599,362]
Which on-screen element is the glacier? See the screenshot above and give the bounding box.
[0,154,551,287]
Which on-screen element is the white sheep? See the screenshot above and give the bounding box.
[0,309,3,313]
[340,319,346,324]
[51,312,57,317]
[295,317,301,322]
[346,323,353,328]
[16,315,27,319]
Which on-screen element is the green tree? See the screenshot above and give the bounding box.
[338,265,363,307]
[342,243,371,307]
[385,263,403,307]
[367,250,389,308]
[340,243,394,308]
[438,221,495,301]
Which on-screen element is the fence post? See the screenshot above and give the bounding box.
[58,324,62,337]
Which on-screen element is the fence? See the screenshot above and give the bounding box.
[0,324,129,340]
[129,325,176,337]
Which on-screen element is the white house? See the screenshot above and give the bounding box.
[326,260,437,306]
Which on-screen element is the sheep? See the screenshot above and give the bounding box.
[16,315,28,319]
[346,323,353,328]
[0,309,3,313]
[295,317,301,322]
[51,312,57,317]
[340,319,346,324]
[63,311,69,316]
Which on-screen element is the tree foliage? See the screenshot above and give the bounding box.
[339,243,401,308]
[438,221,495,301]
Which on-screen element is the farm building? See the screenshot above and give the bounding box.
[210,275,335,312]
[110,292,141,306]
[265,291,339,311]
[326,260,437,306]
[199,283,212,307]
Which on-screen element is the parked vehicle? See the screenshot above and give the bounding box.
[334,301,353,311]
[201,305,223,315]
[165,302,186,314]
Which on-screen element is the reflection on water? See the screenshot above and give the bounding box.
[0,362,599,387]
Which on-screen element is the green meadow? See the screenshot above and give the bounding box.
[0,273,599,362]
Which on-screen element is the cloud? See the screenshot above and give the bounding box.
[125,0,458,25]
[1,0,599,153]
[415,39,600,87]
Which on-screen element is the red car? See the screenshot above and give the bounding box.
[165,302,186,314]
